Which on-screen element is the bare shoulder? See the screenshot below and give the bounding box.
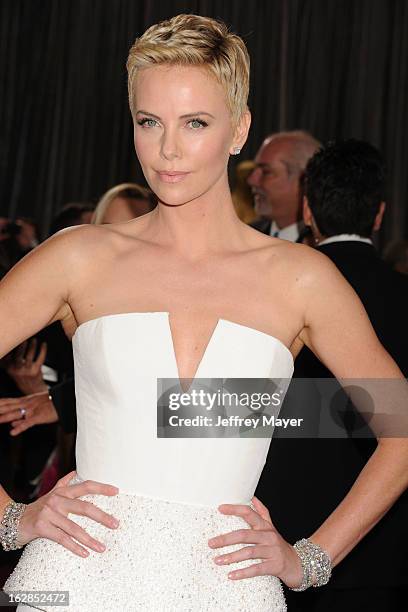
[238,224,345,295]
[16,223,110,266]
[261,238,345,287]
[0,224,104,291]
[276,242,402,378]
[270,241,403,378]
[289,240,340,276]
[252,239,353,348]
[32,220,145,268]
[42,222,119,259]
[43,221,148,293]
[0,221,149,356]
[39,214,153,280]
[0,225,100,356]
[291,243,357,307]
[274,241,358,325]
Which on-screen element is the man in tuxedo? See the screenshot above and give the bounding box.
[255,139,408,611]
[247,130,320,242]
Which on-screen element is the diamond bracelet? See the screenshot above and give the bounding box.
[0,501,27,551]
[290,538,332,591]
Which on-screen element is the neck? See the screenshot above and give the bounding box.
[145,173,245,260]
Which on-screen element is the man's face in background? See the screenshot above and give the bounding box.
[247,139,301,228]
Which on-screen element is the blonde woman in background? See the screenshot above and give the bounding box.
[92,182,155,224]
[231,160,257,224]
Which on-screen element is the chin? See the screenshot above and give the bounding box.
[153,185,208,208]
[155,194,197,207]
[255,206,270,218]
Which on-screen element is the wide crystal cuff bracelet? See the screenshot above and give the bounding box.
[290,538,332,591]
[0,501,27,551]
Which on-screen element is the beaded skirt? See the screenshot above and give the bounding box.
[4,475,286,611]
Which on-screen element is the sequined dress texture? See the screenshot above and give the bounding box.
[4,312,294,611]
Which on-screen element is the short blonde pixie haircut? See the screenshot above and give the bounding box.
[126,14,250,128]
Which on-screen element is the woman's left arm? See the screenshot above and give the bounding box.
[209,251,408,587]
[296,254,408,567]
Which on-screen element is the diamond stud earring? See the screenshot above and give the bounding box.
[232,147,241,155]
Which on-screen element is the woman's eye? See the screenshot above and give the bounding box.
[137,118,158,128]
[188,119,208,129]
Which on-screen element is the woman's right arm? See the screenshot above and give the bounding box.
[0,226,79,356]
[0,225,120,556]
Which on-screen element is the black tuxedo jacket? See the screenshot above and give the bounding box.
[255,240,408,588]
[250,217,272,234]
[249,217,308,243]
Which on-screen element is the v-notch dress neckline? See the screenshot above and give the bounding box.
[166,313,221,393]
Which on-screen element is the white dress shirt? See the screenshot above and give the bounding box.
[318,233,373,246]
[269,221,300,242]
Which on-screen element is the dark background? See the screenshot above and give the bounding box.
[1,0,408,244]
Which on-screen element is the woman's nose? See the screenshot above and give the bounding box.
[160,129,181,160]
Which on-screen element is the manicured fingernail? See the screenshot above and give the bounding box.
[214,557,223,564]
[81,549,89,557]
[96,543,105,552]
[111,518,119,527]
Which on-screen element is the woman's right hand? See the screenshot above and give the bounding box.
[16,470,120,557]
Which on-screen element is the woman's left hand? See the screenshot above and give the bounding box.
[208,495,303,588]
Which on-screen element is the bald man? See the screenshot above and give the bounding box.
[248,130,320,242]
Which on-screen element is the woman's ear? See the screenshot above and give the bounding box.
[230,109,251,155]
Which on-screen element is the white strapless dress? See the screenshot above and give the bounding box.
[4,312,294,611]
